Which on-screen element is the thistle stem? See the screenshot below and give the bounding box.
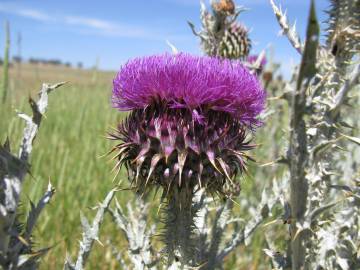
[162,187,196,267]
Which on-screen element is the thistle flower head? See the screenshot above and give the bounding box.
[111,53,265,197]
[113,53,263,127]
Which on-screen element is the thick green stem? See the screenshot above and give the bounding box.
[289,118,308,270]
[289,1,319,269]
[162,187,196,267]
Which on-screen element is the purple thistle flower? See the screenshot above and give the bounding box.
[113,53,265,128]
[110,53,265,197]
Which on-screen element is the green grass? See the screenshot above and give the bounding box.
[1,21,10,104]
[0,63,289,269]
[0,64,126,269]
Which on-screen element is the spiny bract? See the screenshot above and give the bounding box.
[110,53,265,197]
[219,22,251,60]
[247,55,267,75]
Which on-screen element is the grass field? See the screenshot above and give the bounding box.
[0,63,288,269]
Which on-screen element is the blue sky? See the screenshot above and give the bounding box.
[0,0,329,75]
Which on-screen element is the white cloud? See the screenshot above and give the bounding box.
[0,3,157,39]
[64,16,115,30]
[16,8,54,22]
[0,4,54,22]
[62,15,153,38]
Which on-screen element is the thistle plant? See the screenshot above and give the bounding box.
[64,189,117,270]
[188,0,251,59]
[247,55,268,75]
[262,0,360,269]
[189,0,270,82]
[109,53,265,265]
[0,82,64,269]
[2,0,359,269]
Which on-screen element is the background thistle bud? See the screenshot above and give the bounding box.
[219,22,251,59]
[189,0,252,59]
[110,53,265,198]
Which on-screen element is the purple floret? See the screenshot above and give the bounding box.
[247,55,267,67]
[112,53,266,127]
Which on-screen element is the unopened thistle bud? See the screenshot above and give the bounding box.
[110,53,265,198]
[219,22,251,59]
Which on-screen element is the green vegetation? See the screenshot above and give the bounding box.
[2,21,10,104]
[0,64,121,269]
[0,62,287,269]
[2,0,359,268]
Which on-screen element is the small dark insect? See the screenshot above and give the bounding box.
[283,218,292,225]
[329,26,353,57]
[213,0,235,14]
[331,42,338,56]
